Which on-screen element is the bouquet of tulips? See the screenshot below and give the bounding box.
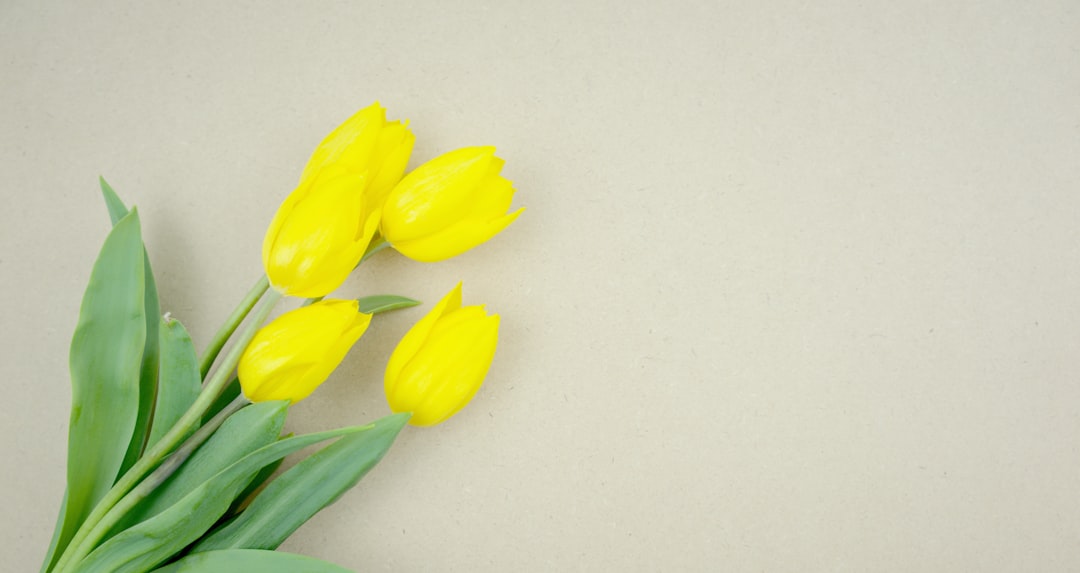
[39,103,522,573]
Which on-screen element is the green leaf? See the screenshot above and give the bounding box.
[77,424,375,573]
[99,176,129,226]
[192,412,409,552]
[39,491,68,572]
[114,401,288,535]
[50,209,146,570]
[151,549,352,573]
[122,263,160,472]
[203,377,242,425]
[356,294,420,314]
[224,452,286,517]
[147,318,203,447]
[101,177,163,477]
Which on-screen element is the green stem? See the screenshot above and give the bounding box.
[75,396,249,558]
[199,275,270,379]
[52,290,283,573]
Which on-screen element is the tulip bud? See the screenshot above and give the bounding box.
[263,103,415,297]
[384,283,500,426]
[239,299,371,403]
[380,146,523,263]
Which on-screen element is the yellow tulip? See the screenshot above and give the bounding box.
[384,283,500,426]
[239,299,371,403]
[263,103,414,297]
[300,102,415,204]
[380,146,523,263]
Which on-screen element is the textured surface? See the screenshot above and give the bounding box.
[3,1,1079,571]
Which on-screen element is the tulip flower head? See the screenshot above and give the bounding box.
[384,283,500,426]
[381,146,523,263]
[263,103,414,297]
[300,102,415,205]
[239,299,372,403]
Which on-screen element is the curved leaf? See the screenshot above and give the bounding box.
[101,177,162,476]
[356,294,420,314]
[151,549,352,573]
[38,491,68,572]
[50,209,146,569]
[77,424,374,573]
[100,177,130,226]
[192,412,409,552]
[147,317,203,448]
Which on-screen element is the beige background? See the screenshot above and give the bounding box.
[3,1,1079,571]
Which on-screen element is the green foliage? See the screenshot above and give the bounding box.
[357,294,420,314]
[76,424,373,573]
[39,491,68,573]
[101,178,163,478]
[113,402,288,536]
[223,454,286,519]
[50,209,147,570]
[43,178,428,573]
[147,318,203,448]
[151,549,352,572]
[202,377,242,425]
[192,412,410,552]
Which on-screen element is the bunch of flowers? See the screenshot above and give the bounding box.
[39,103,522,573]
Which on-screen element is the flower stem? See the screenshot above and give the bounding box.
[52,289,283,573]
[199,275,270,379]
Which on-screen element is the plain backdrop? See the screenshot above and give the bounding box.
[2,1,1079,571]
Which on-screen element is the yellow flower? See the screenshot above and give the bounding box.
[263,103,414,297]
[380,146,523,262]
[300,102,415,204]
[239,299,371,403]
[384,283,500,426]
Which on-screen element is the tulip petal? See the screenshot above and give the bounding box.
[468,173,515,220]
[239,300,370,403]
[391,207,524,263]
[399,314,500,426]
[265,172,371,297]
[242,363,319,403]
[272,176,362,261]
[250,301,361,362]
[368,122,415,203]
[381,147,499,242]
[384,283,461,390]
[300,103,386,184]
[261,184,307,275]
